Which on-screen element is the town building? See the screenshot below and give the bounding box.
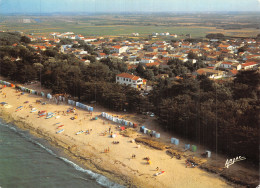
[116,73,146,89]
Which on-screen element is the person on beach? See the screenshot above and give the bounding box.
[156,167,159,171]
[109,127,111,134]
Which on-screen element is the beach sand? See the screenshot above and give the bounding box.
[0,86,235,188]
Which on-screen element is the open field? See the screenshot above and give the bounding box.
[0,13,259,38]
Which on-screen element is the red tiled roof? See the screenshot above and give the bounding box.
[112,45,121,49]
[222,62,232,65]
[196,69,206,75]
[230,70,238,75]
[218,44,230,48]
[99,53,106,56]
[145,62,160,67]
[116,73,140,81]
[242,62,257,67]
[127,65,137,70]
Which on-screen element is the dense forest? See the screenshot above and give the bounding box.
[0,32,259,164]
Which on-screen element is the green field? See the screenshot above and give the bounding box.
[0,22,215,38]
[0,14,259,38]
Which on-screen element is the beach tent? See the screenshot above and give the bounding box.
[206,150,211,158]
[120,126,125,131]
[47,112,54,116]
[140,126,145,132]
[0,102,7,106]
[47,94,52,99]
[155,133,160,138]
[191,145,197,152]
[175,139,179,145]
[185,144,190,150]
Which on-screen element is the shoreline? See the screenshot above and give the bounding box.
[0,110,132,187]
[0,85,257,188]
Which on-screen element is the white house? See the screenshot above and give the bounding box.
[68,35,76,40]
[116,73,146,89]
[132,33,139,36]
[140,58,155,64]
[242,62,258,70]
[76,35,85,40]
[111,46,128,54]
[160,32,170,36]
[63,32,74,35]
[84,38,97,42]
[219,62,232,69]
[170,34,178,38]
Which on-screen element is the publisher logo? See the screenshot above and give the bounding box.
[225,156,246,168]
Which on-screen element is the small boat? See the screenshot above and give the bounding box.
[30,108,37,113]
[55,116,60,119]
[15,108,23,112]
[46,114,55,119]
[154,171,165,176]
[56,129,64,134]
[76,130,85,135]
[57,125,64,128]
[17,106,23,109]
[38,115,45,118]
[39,113,46,116]
[38,110,46,114]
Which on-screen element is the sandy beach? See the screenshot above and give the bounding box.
[0,85,241,188]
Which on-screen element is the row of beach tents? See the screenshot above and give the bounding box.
[101,112,161,139]
[170,137,211,157]
[140,126,160,138]
[73,100,93,112]
[101,112,136,127]
[0,81,15,87]
[0,80,94,112]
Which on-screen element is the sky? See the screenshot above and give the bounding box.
[0,0,260,14]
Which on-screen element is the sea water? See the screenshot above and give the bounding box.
[0,119,124,188]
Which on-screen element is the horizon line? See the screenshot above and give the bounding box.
[1,10,260,16]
